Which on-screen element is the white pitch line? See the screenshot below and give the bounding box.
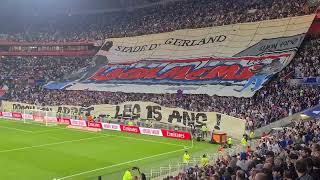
[0,125,33,133]
[0,136,106,153]
[55,147,187,180]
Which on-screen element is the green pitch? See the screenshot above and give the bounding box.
[0,119,218,180]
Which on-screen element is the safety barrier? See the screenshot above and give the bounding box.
[145,145,242,180]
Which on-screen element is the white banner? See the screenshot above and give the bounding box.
[101,123,121,131]
[139,127,163,136]
[3,100,246,138]
[70,119,87,127]
[45,15,315,97]
[22,114,33,120]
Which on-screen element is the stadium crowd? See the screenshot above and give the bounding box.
[0,0,319,130]
[289,39,320,78]
[0,0,319,180]
[164,118,320,180]
[0,57,90,102]
[0,0,315,42]
[0,37,319,129]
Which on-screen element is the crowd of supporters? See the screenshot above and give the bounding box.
[0,0,315,42]
[0,37,319,129]
[0,57,90,102]
[0,1,318,180]
[289,39,320,78]
[165,118,320,180]
[0,0,319,129]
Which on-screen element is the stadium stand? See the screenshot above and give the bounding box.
[1,37,319,129]
[165,118,320,180]
[0,0,320,179]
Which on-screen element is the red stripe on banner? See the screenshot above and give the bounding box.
[161,129,191,140]
[120,125,141,134]
[57,118,71,125]
[0,89,6,97]
[12,112,22,119]
[86,121,102,129]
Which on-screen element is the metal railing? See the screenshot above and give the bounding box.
[144,144,242,180]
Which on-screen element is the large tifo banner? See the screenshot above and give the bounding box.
[1,101,246,138]
[45,15,315,97]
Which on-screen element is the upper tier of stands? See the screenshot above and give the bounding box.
[0,0,316,42]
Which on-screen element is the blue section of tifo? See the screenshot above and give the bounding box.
[44,82,74,90]
[303,105,320,118]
